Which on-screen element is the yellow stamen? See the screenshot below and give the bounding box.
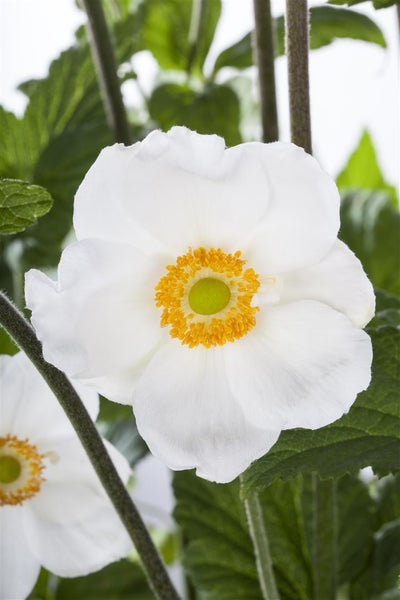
[155,247,260,347]
[0,435,45,506]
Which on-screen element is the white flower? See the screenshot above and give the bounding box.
[25,127,374,484]
[0,352,132,600]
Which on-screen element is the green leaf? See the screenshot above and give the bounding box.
[142,0,221,75]
[371,290,400,328]
[0,327,18,355]
[0,179,52,235]
[340,191,400,295]
[55,560,153,600]
[337,131,397,204]
[98,418,148,469]
[149,82,241,146]
[211,6,385,76]
[329,0,400,10]
[242,327,400,495]
[173,472,262,600]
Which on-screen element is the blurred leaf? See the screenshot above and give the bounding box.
[0,179,52,235]
[349,521,400,599]
[212,6,385,75]
[149,82,241,146]
[98,418,148,469]
[242,327,400,495]
[375,474,400,526]
[340,191,400,295]
[370,290,400,328]
[56,560,153,600]
[329,0,399,9]
[142,0,221,75]
[0,327,18,355]
[337,131,397,204]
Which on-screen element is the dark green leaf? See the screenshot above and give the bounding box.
[337,131,397,204]
[142,0,221,75]
[173,472,262,600]
[56,560,153,600]
[375,474,400,526]
[340,191,400,295]
[242,327,400,495]
[149,82,241,146]
[0,327,18,355]
[0,179,52,235]
[211,6,385,76]
[371,290,400,328]
[98,418,148,469]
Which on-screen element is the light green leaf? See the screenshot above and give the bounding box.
[0,328,18,356]
[337,131,397,204]
[0,179,52,235]
[149,82,241,146]
[211,6,385,75]
[142,0,221,75]
[329,0,399,10]
[242,327,400,495]
[340,191,400,295]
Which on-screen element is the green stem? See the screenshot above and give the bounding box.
[311,475,337,600]
[187,0,207,75]
[285,0,312,154]
[82,0,132,144]
[242,483,280,600]
[253,0,279,143]
[0,292,181,600]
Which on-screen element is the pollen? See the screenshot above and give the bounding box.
[155,247,260,347]
[0,435,45,506]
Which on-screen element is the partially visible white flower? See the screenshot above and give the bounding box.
[0,352,132,600]
[25,127,374,484]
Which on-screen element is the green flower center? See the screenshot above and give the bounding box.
[0,456,21,484]
[189,277,231,315]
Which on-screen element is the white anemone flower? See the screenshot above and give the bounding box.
[25,127,374,484]
[0,352,132,600]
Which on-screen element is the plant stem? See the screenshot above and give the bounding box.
[253,0,279,143]
[82,0,132,145]
[187,0,207,75]
[285,0,312,154]
[0,292,181,600]
[241,481,280,600]
[311,475,337,600]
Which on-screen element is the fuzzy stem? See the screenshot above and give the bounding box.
[253,0,279,142]
[82,0,132,144]
[285,0,312,153]
[0,292,181,600]
[242,482,280,600]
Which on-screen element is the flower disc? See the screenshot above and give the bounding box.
[0,435,45,506]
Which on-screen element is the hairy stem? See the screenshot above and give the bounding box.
[0,292,181,600]
[312,476,337,600]
[253,0,279,142]
[241,481,280,600]
[285,0,312,153]
[82,0,132,144]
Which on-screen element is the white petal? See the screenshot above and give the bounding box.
[25,438,132,576]
[224,300,372,431]
[0,353,98,441]
[134,341,280,483]
[30,436,131,524]
[279,240,375,327]
[25,239,166,401]
[73,127,272,254]
[243,143,340,274]
[0,506,41,600]
[24,501,131,578]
